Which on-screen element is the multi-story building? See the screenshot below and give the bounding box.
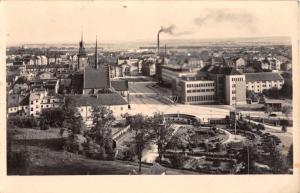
[175,76,215,104]
[200,65,246,105]
[245,72,284,93]
[69,93,128,128]
[29,89,63,117]
[161,65,199,85]
[141,60,156,76]
[225,74,247,105]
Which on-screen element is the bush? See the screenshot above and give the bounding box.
[83,140,107,160]
[169,154,186,168]
[7,116,39,128]
[281,125,287,133]
[7,150,30,171]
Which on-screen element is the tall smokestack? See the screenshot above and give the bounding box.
[95,35,98,69]
[157,31,160,56]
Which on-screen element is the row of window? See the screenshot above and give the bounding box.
[187,83,214,88]
[187,89,214,93]
[187,95,215,102]
[31,99,59,105]
[30,104,55,111]
[232,77,243,82]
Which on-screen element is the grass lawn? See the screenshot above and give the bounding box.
[8,127,197,175]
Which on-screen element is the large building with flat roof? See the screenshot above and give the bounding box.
[200,65,246,105]
[175,76,215,104]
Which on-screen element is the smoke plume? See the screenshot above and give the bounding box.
[159,25,193,36]
[194,9,256,32]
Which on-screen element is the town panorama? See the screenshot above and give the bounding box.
[7,35,293,175]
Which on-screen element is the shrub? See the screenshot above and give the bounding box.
[169,154,186,168]
[7,150,30,171]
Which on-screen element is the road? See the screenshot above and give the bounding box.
[128,81,230,121]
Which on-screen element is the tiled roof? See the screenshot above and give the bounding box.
[19,94,30,106]
[83,66,110,89]
[245,72,284,82]
[200,65,242,75]
[70,93,128,106]
[111,80,128,91]
[7,94,19,108]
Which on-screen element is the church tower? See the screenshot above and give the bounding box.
[78,32,88,71]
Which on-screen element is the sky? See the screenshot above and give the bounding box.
[3,1,298,45]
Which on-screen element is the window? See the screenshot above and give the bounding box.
[41,105,43,108]
[31,101,34,105]
[36,100,38,103]
[46,105,48,108]
[31,108,33,111]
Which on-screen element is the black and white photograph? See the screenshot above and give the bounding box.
[3,1,297,177]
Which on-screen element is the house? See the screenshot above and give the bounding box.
[29,89,63,117]
[245,72,284,93]
[233,57,246,69]
[69,93,129,127]
[7,94,30,117]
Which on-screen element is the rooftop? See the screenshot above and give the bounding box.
[83,66,110,89]
[245,72,284,82]
[200,65,242,75]
[111,80,128,91]
[69,93,128,106]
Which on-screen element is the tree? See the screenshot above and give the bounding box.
[281,125,287,133]
[238,143,258,174]
[61,97,85,153]
[85,106,116,160]
[266,138,289,174]
[40,108,65,127]
[287,144,293,167]
[169,153,186,168]
[282,105,292,119]
[128,114,151,172]
[149,112,174,163]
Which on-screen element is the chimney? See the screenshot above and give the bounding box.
[157,32,160,56]
[95,35,98,69]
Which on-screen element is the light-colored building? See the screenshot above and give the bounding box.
[245,72,284,93]
[176,76,215,104]
[161,65,199,85]
[69,93,128,128]
[233,57,246,69]
[29,89,63,117]
[225,74,247,105]
[200,65,246,105]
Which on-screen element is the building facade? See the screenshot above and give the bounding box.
[176,77,215,104]
[245,72,284,93]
